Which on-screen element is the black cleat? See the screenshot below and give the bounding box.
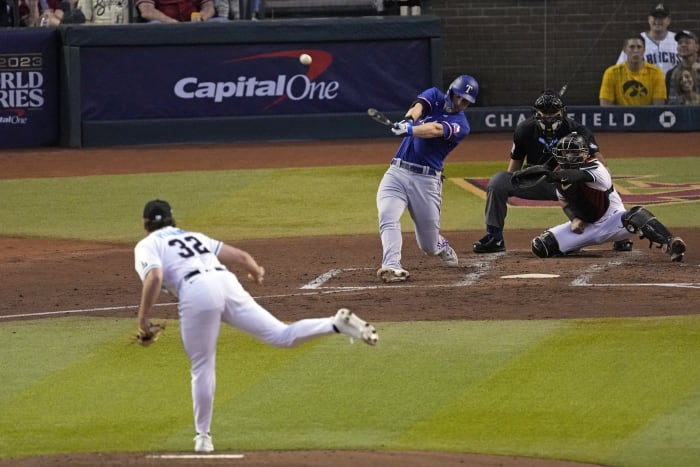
[668,237,686,262]
[612,239,633,252]
[473,234,506,254]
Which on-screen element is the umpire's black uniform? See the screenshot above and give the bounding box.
[483,116,600,230]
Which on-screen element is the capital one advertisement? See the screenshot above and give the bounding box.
[79,41,431,120]
[0,29,59,148]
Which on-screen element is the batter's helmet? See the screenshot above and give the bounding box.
[554,132,589,169]
[448,75,479,104]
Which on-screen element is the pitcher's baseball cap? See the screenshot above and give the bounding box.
[649,3,670,17]
[143,199,172,221]
[676,30,698,42]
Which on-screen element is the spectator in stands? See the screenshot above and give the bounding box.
[136,0,214,22]
[669,69,700,105]
[665,30,700,103]
[1,0,12,25]
[600,34,667,106]
[615,3,679,76]
[1,0,40,26]
[250,0,258,19]
[214,0,238,20]
[216,0,258,20]
[80,0,126,23]
[36,0,63,25]
[58,0,85,23]
[21,0,40,25]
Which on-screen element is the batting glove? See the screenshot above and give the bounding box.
[391,120,413,136]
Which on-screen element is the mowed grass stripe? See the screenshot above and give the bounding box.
[1,157,697,243]
[212,320,563,450]
[0,317,322,456]
[398,315,700,466]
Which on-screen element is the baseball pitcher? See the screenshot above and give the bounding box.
[134,200,378,453]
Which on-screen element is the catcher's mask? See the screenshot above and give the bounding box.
[554,132,589,169]
[533,91,565,136]
[444,74,479,113]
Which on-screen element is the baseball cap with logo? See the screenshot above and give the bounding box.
[143,199,172,221]
[649,3,670,17]
[675,30,698,43]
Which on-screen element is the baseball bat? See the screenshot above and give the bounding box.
[367,108,395,127]
[555,0,625,100]
[558,84,568,98]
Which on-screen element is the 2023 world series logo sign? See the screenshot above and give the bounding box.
[0,54,47,126]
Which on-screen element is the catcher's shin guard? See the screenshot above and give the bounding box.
[532,231,562,258]
[621,206,674,249]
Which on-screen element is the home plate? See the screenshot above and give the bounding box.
[147,454,245,459]
[501,273,560,279]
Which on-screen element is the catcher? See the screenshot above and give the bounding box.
[514,132,686,262]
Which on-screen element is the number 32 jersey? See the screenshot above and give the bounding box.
[134,226,224,297]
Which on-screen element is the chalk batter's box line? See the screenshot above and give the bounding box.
[301,254,699,291]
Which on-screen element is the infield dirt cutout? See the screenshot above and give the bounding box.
[1,133,698,467]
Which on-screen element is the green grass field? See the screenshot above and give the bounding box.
[2,317,700,465]
[0,157,696,242]
[1,156,698,466]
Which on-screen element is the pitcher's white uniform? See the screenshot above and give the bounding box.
[134,226,336,437]
[546,160,630,253]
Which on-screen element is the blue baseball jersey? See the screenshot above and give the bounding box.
[393,87,471,171]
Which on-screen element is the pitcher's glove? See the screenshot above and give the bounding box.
[135,322,165,347]
[511,165,554,189]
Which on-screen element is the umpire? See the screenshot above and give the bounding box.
[471,90,618,253]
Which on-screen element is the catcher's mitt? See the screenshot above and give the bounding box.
[135,322,165,347]
[511,164,554,189]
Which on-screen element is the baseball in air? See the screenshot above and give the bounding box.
[299,53,312,66]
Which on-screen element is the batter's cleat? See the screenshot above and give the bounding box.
[438,246,459,267]
[376,267,410,283]
[472,234,505,254]
[333,308,378,345]
[194,433,214,453]
[612,239,633,252]
[667,237,686,262]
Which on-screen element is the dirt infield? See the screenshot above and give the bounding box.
[1,132,698,467]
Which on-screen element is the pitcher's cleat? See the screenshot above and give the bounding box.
[332,308,378,345]
[194,433,214,453]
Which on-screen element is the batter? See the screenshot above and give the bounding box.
[376,74,479,283]
[134,199,378,453]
